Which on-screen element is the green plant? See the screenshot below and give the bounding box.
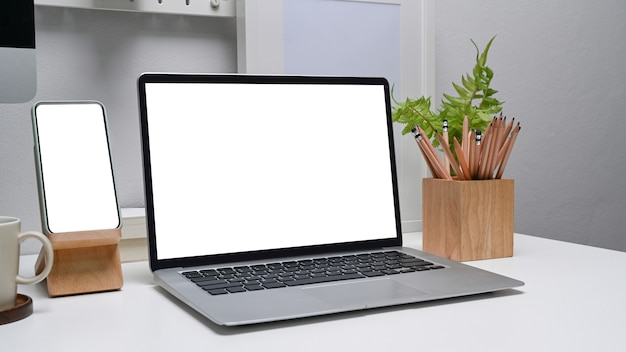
[392,36,503,151]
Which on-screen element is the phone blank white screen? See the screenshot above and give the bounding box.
[34,102,120,233]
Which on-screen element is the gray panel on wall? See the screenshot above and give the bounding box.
[284,0,400,87]
[283,0,421,231]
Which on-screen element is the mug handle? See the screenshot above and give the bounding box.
[16,231,54,285]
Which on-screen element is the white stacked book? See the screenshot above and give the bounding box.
[120,208,147,262]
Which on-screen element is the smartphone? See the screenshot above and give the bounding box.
[32,101,121,234]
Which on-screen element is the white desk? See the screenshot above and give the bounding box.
[3,233,626,351]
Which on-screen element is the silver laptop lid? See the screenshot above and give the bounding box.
[138,74,402,271]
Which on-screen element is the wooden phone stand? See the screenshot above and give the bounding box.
[36,229,123,297]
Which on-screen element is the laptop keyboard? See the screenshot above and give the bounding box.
[181,251,445,296]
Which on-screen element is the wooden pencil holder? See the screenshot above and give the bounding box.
[35,229,123,297]
[422,178,514,261]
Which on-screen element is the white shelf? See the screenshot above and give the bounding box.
[35,0,236,17]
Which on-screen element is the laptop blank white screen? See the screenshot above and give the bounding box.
[143,79,399,260]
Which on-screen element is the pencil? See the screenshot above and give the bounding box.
[494,120,513,164]
[418,126,452,180]
[471,130,482,179]
[436,132,464,180]
[495,123,521,179]
[454,137,472,180]
[488,117,506,177]
[412,127,450,180]
[442,120,450,178]
[462,115,470,162]
[467,129,475,179]
[503,117,515,142]
[478,121,494,179]
[411,127,436,176]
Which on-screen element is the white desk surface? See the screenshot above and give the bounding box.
[3,233,626,351]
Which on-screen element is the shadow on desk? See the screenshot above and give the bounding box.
[153,285,524,335]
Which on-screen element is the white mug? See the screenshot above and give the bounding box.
[0,217,54,310]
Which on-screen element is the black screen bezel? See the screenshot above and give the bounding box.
[137,73,403,271]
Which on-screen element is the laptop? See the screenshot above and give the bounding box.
[137,73,524,326]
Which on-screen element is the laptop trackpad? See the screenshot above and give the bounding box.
[302,278,427,307]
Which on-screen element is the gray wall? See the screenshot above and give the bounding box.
[3,1,626,254]
[435,0,626,251]
[0,7,236,253]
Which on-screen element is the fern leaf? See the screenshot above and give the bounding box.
[452,82,470,98]
[462,75,477,92]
